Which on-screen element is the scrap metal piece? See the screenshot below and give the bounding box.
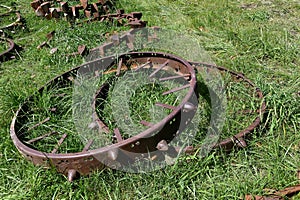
[66,45,89,57]
[37,31,56,50]
[60,2,70,13]
[245,194,282,200]
[113,128,123,142]
[46,31,55,40]
[78,45,88,56]
[68,169,79,182]
[50,8,60,18]
[80,0,88,10]
[0,37,21,62]
[31,0,41,10]
[116,58,123,76]
[156,140,169,151]
[149,60,169,78]
[126,20,147,28]
[37,41,49,49]
[28,0,147,29]
[51,133,68,154]
[82,140,94,152]
[134,60,152,71]
[0,11,24,30]
[35,6,45,17]
[40,2,50,14]
[245,184,300,199]
[155,103,176,110]
[140,120,153,127]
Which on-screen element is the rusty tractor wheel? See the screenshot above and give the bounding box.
[10,51,197,181]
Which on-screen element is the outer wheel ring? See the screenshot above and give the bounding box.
[10,51,197,181]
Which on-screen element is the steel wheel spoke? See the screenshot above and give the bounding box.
[113,128,123,142]
[140,120,153,127]
[51,133,68,154]
[82,139,94,152]
[26,131,57,144]
[155,102,176,110]
[134,60,152,71]
[162,84,190,95]
[159,74,190,81]
[27,117,50,131]
[149,60,169,78]
[116,58,123,76]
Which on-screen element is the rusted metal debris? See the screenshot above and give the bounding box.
[30,0,147,27]
[37,31,55,49]
[10,28,266,181]
[0,5,24,62]
[245,184,300,199]
[66,45,89,57]
[0,5,25,30]
[0,37,21,62]
[88,27,161,58]
[37,41,49,49]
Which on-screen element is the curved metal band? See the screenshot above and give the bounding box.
[190,61,267,151]
[0,37,16,62]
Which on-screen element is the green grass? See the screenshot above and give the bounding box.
[0,39,8,52]
[0,0,299,199]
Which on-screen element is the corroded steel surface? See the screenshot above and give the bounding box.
[30,0,147,27]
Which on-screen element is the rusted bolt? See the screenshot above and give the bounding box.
[183,102,196,112]
[156,140,169,151]
[107,149,119,161]
[68,169,79,182]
